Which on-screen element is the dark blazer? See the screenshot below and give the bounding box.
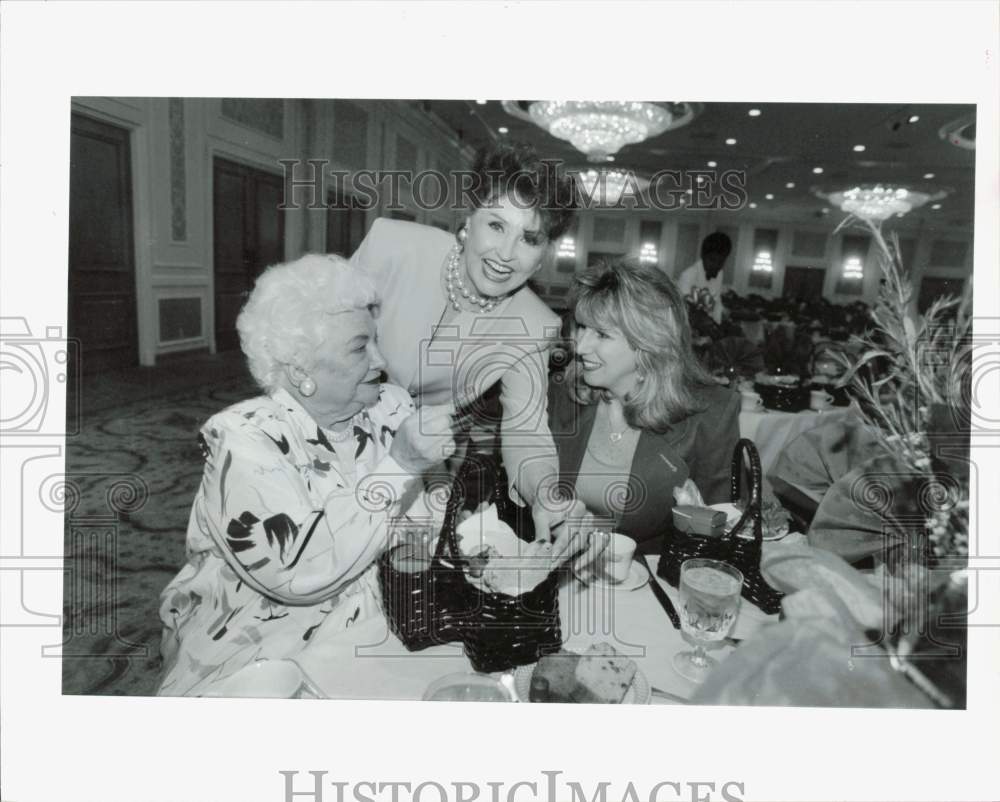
[549,379,741,553]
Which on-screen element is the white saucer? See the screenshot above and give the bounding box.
[573,559,650,591]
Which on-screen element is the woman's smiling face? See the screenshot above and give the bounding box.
[461,194,549,298]
[573,309,641,399]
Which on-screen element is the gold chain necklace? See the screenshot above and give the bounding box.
[603,401,635,443]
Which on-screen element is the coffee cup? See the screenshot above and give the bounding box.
[740,390,763,411]
[599,532,637,583]
[810,389,835,411]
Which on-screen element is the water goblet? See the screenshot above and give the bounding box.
[672,558,743,683]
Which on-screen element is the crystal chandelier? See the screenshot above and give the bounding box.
[501,101,700,162]
[820,184,934,221]
[572,168,649,206]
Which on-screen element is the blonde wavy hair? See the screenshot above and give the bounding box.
[236,253,379,392]
[565,259,715,432]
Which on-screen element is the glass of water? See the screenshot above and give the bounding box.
[672,558,743,683]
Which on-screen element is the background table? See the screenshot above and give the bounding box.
[297,554,782,703]
[739,407,852,476]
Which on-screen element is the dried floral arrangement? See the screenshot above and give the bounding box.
[833,214,971,707]
[835,215,971,563]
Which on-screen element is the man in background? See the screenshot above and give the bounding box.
[677,232,732,324]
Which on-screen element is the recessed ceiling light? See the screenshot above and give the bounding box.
[853,144,866,152]
[908,114,920,124]
[813,166,824,174]
[785,182,796,189]
[497,126,508,134]
[707,160,717,168]
[923,172,935,179]
[932,203,942,210]
[748,108,761,117]
[749,202,758,209]
[606,156,615,162]
[475,100,487,105]
[725,138,737,146]
[765,193,775,200]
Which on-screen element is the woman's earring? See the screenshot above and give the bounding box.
[635,373,646,384]
[299,377,317,397]
[456,226,468,248]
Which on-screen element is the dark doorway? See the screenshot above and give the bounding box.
[783,265,826,300]
[326,189,364,257]
[69,113,137,373]
[212,158,285,352]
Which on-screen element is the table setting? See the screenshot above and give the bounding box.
[284,440,802,706]
[285,219,967,709]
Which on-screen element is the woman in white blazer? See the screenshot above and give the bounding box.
[349,143,583,538]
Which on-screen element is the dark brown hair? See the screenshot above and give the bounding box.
[470,143,578,242]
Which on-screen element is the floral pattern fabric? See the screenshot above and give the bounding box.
[157,384,416,696]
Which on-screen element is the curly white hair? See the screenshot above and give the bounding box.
[236,253,379,392]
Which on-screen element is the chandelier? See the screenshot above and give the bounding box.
[501,101,700,162]
[572,168,649,206]
[819,184,935,221]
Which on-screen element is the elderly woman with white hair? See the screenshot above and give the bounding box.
[157,254,455,697]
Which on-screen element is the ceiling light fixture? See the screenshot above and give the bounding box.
[908,114,920,124]
[572,168,650,206]
[813,167,824,174]
[765,193,774,200]
[501,100,701,162]
[725,138,737,145]
[923,172,935,179]
[818,184,937,221]
[707,160,717,168]
[497,126,508,134]
[853,144,866,152]
[748,108,761,117]
[786,182,796,189]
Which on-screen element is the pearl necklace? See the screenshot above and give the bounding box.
[444,246,499,314]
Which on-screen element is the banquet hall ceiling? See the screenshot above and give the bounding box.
[418,101,976,230]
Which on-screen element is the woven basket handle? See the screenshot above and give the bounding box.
[437,452,507,561]
[726,438,764,545]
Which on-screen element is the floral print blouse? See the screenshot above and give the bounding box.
[157,384,416,696]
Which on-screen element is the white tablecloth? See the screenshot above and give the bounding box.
[739,407,851,476]
[296,553,785,703]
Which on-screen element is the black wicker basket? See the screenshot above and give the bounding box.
[379,453,563,672]
[443,454,563,673]
[377,541,468,651]
[657,438,784,615]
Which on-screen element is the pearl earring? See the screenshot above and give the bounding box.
[456,227,468,247]
[299,377,316,397]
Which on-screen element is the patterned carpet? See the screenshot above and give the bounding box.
[61,363,257,696]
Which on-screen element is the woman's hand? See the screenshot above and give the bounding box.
[391,403,457,475]
[531,491,588,546]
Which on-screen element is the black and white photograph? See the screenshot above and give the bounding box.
[57,95,976,707]
[2,4,998,802]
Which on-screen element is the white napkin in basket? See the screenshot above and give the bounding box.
[455,505,554,596]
